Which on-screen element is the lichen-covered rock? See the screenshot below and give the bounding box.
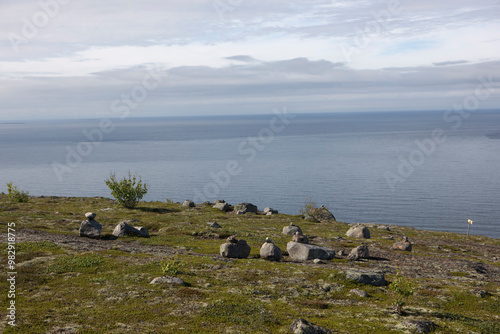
[113,221,149,237]
[306,205,336,222]
[233,203,258,214]
[182,200,195,207]
[290,318,333,334]
[150,276,185,285]
[282,223,302,236]
[212,201,231,212]
[79,219,102,239]
[346,224,371,239]
[349,288,368,297]
[260,237,282,261]
[287,241,335,261]
[220,237,251,259]
[393,236,412,251]
[264,207,278,215]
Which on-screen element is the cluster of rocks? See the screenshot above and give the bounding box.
[79,213,149,240]
[208,200,278,215]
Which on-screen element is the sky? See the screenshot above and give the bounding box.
[1,0,499,120]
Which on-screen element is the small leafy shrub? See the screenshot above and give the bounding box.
[160,255,185,275]
[6,182,29,202]
[299,197,318,216]
[105,172,148,208]
[389,271,414,314]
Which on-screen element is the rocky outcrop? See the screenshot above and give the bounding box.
[346,224,371,239]
[79,212,102,239]
[260,237,282,261]
[220,236,251,259]
[233,203,258,214]
[290,318,333,334]
[113,221,149,238]
[287,241,335,261]
[306,205,336,222]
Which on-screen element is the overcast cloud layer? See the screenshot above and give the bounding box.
[1,0,499,120]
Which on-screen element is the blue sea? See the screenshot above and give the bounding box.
[1,110,499,238]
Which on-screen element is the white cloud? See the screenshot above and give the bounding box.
[0,0,499,119]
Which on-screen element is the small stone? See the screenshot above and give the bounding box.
[212,201,231,212]
[85,212,96,220]
[470,289,490,298]
[290,318,333,334]
[313,259,323,264]
[349,288,368,297]
[113,221,149,238]
[207,221,222,228]
[402,320,436,334]
[292,231,309,244]
[236,210,245,215]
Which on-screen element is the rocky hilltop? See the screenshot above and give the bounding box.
[0,195,498,333]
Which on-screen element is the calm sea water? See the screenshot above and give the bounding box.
[1,110,499,238]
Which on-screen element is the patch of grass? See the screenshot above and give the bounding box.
[46,254,105,274]
[449,271,469,277]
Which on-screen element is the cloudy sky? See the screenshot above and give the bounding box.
[1,0,499,120]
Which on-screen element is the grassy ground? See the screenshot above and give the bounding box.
[0,195,499,333]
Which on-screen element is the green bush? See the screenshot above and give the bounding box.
[105,172,148,208]
[160,255,185,275]
[6,182,29,202]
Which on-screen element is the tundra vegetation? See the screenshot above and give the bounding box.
[0,194,498,333]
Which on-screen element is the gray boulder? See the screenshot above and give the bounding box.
[290,318,333,334]
[260,237,282,261]
[213,201,231,212]
[287,241,335,261]
[346,224,371,239]
[233,203,258,214]
[182,200,195,208]
[347,244,370,261]
[113,221,149,237]
[305,205,336,222]
[345,269,386,286]
[220,237,251,259]
[79,218,102,239]
[282,223,302,236]
[264,207,278,215]
[392,236,412,251]
[150,276,186,285]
